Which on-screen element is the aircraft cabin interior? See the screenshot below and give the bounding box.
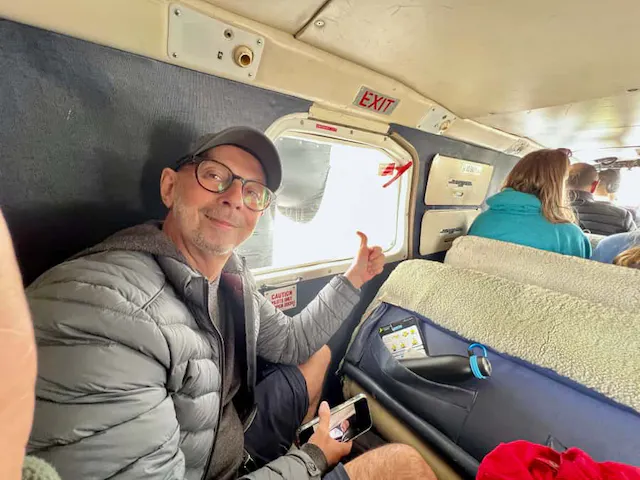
[1,1,639,479]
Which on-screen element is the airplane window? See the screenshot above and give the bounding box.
[238,134,403,271]
[616,168,640,220]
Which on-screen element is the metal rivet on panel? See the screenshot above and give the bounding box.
[174,9,181,16]
[171,52,178,58]
[314,19,326,28]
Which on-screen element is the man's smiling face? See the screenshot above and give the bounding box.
[161,145,265,256]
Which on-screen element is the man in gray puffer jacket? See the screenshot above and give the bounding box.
[567,163,636,236]
[26,127,434,480]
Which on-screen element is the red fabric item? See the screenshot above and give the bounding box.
[477,441,640,480]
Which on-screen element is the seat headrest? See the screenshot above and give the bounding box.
[361,259,640,412]
[445,236,640,312]
[586,233,606,249]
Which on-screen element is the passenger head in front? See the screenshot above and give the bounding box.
[468,148,592,258]
[567,163,599,195]
[25,126,431,480]
[567,164,636,235]
[502,148,577,224]
[613,245,640,269]
[595,169,621,201]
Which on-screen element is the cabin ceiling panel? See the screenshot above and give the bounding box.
[201,0,326,34]
[474,91,640,160]
[297,0,640,119]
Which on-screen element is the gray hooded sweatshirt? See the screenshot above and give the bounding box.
[26,223,360,479]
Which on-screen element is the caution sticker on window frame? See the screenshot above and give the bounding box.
[265,284,297,311]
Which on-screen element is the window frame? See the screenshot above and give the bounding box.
[251,112,413,288]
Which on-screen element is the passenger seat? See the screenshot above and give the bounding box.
[445,235,640,311]
[341,245,640,477]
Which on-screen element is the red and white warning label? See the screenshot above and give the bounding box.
[353,86,400,115]
[264,284,297,311]
[378,162,396,176]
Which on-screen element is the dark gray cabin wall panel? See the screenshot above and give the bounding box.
[0,20,311,283]
[390,124,520,260]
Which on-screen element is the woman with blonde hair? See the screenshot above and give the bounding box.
[468,148,591,257]
[613,246,640,268]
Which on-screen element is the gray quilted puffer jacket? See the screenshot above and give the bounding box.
[570,190,637,236]
[26,224,360,480]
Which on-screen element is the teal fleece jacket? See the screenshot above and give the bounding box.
[469,189,592,258]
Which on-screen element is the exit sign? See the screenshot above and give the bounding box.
[353,86,400,115]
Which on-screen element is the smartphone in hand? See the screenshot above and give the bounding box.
[297,393,372,444]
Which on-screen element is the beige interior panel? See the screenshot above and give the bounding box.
[425,155,494,206]
[7,0,640,161]
[0,0,541,156]
[343,378,463,480]
[445,119,519,153]
[202,0,324,34]
[0,0,432,131]
[474,91,640,160]
[446,119,542,156]
[298,0,640,119]
[419,209,480,256]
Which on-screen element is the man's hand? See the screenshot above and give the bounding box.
[344,231,385,289]
[308,401,352,467]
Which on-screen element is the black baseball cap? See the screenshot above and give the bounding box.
[178,127,282,192]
